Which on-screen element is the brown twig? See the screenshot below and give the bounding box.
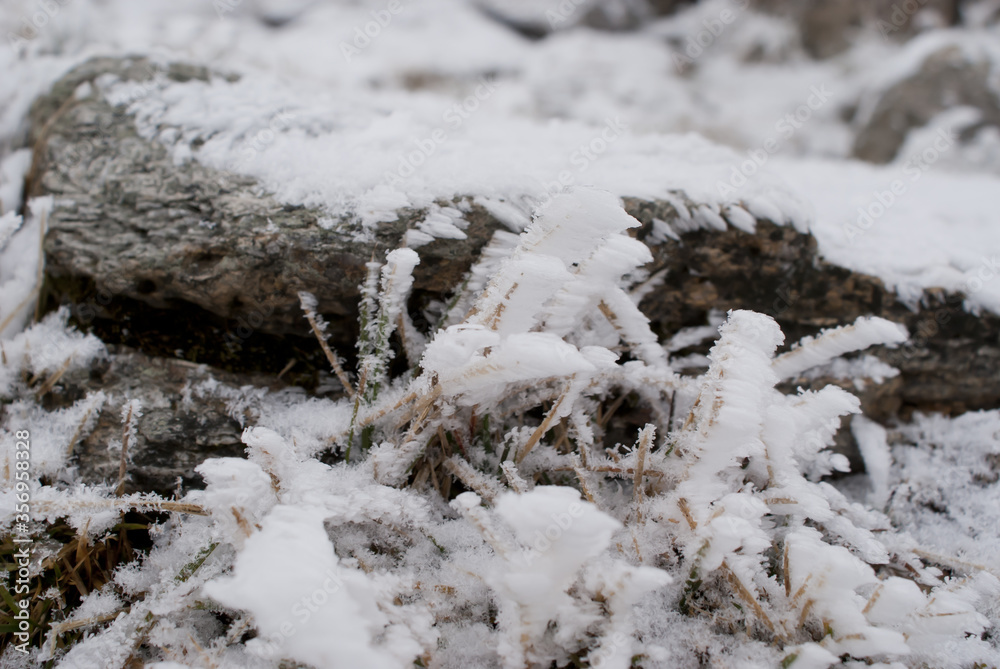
[443,456,501,503]
[500,460,528,493]
[516,380,572,463]
[24,92,80,199]
[33,207,47,322]
[911,547,998,577]
[66,395,103,458]
[632,424,654,522]
[300,295,354,398]
[721,559,781,640]
[34,355,72,399]
[35,497,207,516]
[570,455,598,504]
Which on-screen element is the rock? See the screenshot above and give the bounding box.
[49,347,285,495]
[852,41,1000,163]
[478,0,964,52]
[24,56,1000,431]
[27,56,500,346]
[625,200,1000,421]
[755,0,960,59]
[475,0,694,37]
[582,0,694,30]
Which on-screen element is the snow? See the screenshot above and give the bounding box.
[2,185,998,667]
[772,317,909,381]
[203,505,412,669]
[888,410,1000,572]
[2,1,1000,667]
[2,0,998,314]
[453,486,672,669]
[851,415,892,509]
[111,69,806,232]
[0,198,49,339]
[0,308,106,399]
[773,158,1000,314]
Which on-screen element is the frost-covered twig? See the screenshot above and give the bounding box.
[772,316,908,380]
[115,399,142,497]
[299,290,354,397]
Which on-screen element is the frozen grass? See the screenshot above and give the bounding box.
[2,190,997,668]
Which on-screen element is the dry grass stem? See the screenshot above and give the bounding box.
[516,381,572,464]
[300,298,355,398]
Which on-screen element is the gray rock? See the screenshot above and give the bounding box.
[28,57,501,347]
[52,347,285,495]
[475,0,694,38]
[24,56,1000,438]
[755,0,960,59]
[626,200,1000,424]
[475,0,966,53]
[852,42,1000,163]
